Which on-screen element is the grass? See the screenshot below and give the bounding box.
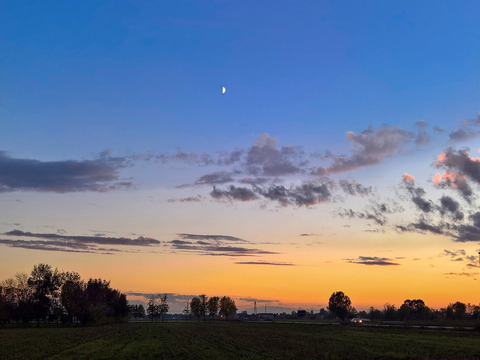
[1,321,479,359]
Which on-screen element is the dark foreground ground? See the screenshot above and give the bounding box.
[1,321,479,359]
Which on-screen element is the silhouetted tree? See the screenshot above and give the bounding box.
[219,296,237,320]
[200,294,207,322]
[28,264,63,327]
[158,294,169,322]
[467,303,480,320]
[318,308,333,320]
[383,303,398,321]
[0,264,129,326]
[328,291,352,322]
[207,296,220,320]
[79,278,129,324]
[146,294,169,322]
[183,302,190,321]
[190,296,203,320]
[128,304,146,319]
[147,295,160,321]
[447,301,466,320]
[399,299,429,320]
[61,275,87,324]
[368,307,382,321]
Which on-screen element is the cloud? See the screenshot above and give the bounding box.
[444,272,478,278]
[434,125,445,134]
[454,226,480,242]
[414,120,431,145]
[337,199,403,226]
[167,233,276,257]
[402,172,415,182]
[0,151,131,193]
[448,115,480,142]
[127,292,197,302]
[238,297,280,303]
[315,125,415,175]
[441,249,466,262]
[338,179,373,196]
[235,261,295,266]
[211,180,333,207]
[238,177,270,185]
[433,149,480,201]
[194,172,234,185]
[0,239,120,254]
[346,256,400,266]
[409,220,445,235]
[245,133,306,176]
[445,212,480,242]
[155,149,243,167]
[257,182,332,207]
[4,229,160,246]
[433,172,473,202]
[412,196,434,213]
[434,149,480,182]
[0,229,161,255]
[167,195,204,203]
[210,185,259,202]
[176,233,248,243]
[401,174,434,213]
[439,196,464,220]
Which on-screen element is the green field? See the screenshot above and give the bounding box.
[1,321,479,359]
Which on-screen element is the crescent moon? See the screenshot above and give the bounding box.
[222,86,226,94]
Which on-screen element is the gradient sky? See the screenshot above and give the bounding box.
[1,0,480,313]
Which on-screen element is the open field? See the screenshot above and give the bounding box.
[1,321,480,360]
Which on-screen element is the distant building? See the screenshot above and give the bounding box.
[257,313,275,321]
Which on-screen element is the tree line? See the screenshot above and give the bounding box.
[187,294,237,321]
[327,291,480,322]
[0,264,129,326]
[2,265,477,326]
[129,294,238,322]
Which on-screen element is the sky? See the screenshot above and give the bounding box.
[1,0,480,313]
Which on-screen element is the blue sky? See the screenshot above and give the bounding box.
[1,1,480,312]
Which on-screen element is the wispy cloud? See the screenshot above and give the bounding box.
[443,272,478,278]
[238,297,281,303]
[235,261,295,266]
[0,229,161,254]
[346,256,400,266]
[177,233,248,243]
[4,229,160,246]
[154,149,243,167]
[315,125,423,175]
[211,185,259,202]
[211,181,333,207]
[448,114,480,142]
[194,172,235,185]
[167,195,204,203]
[126,292,197,304]
[167,233,276,257]
[0,239,120,254]
[338,180,373,196]
[441,249,466,261]
[337,199,403,226]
